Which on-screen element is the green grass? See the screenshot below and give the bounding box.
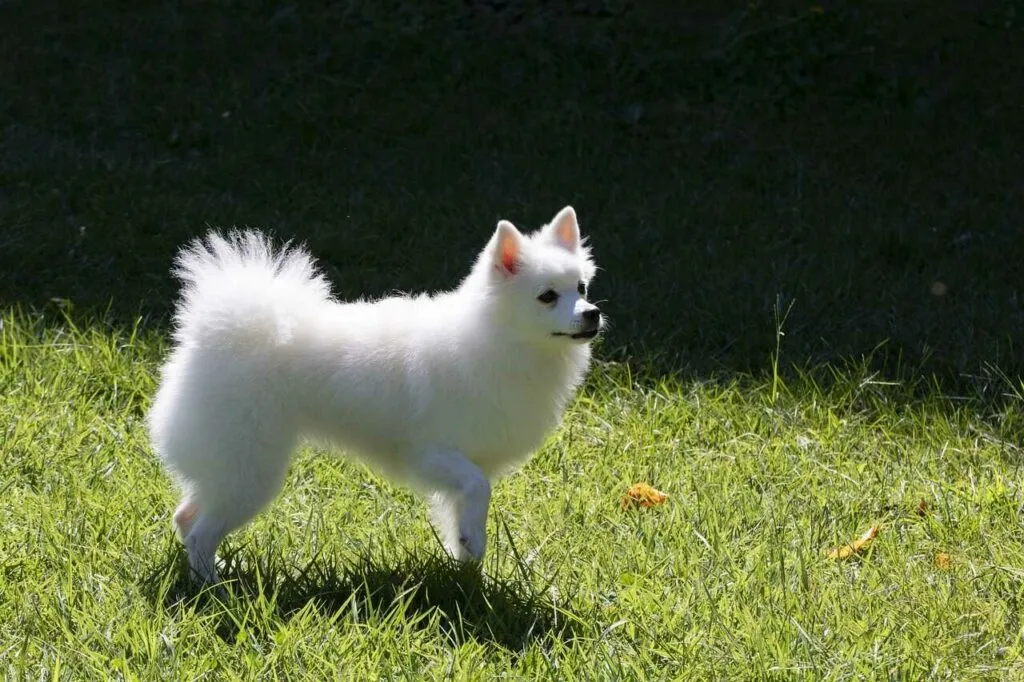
[3,0,1024,678]
[3,311,1024,679]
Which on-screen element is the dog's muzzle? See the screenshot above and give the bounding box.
[554,307,602,340]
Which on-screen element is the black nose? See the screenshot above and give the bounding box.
[583,308,601,324]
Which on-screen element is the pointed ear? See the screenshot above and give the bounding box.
[544,205,580,252]
[492,220,523,277]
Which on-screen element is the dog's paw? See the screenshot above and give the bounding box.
[456,532,486,562]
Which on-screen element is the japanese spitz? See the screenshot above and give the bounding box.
[148,206,603,583]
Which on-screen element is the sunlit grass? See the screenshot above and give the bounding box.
[3,310,1023,679]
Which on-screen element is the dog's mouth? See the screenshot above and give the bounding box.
[552,328,600,341]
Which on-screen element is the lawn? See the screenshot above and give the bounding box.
[2,0,1024,679]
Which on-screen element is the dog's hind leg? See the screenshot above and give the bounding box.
[173,434,295,585]
[173,496,200,540]
[181,511,228,584]
[177,476,288,585]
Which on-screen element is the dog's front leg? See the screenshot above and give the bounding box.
[411,447,491,562]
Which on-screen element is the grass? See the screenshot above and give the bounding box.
[2,0,1022,380]
[3,311,1024,679]
[2,0,1024,678]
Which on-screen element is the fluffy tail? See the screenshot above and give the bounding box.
[171,230,331,348]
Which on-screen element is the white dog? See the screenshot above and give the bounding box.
[148,206,603,583]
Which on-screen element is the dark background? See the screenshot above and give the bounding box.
[2,0,1022,390]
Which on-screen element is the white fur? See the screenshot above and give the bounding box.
[148,206,603,583]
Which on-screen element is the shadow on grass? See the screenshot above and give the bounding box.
[4,0,1024,506]
[2,0,1022,393]
[143,544,586,653]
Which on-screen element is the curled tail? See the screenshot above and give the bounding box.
[171,230,331,348]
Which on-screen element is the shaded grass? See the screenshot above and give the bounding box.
[146,544,586,653]
[1,0,1022,386]
[3,311,1024,679]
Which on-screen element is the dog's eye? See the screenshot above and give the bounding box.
[537,289,558,304]
[577,281,586,296]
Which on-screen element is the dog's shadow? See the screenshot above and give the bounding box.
[144,544,586,652]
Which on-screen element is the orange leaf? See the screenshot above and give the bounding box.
[935,552,953,570]
[826,525,880,560]
[620,483,669,510]
[915,500,931,517]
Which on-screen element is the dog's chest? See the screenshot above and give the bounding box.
[437,370,572,471]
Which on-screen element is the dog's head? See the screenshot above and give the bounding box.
[473,205,604,347]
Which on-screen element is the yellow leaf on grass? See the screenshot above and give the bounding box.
[621,483,668,510]
[826,525,879,560]
[935,552,953,570]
